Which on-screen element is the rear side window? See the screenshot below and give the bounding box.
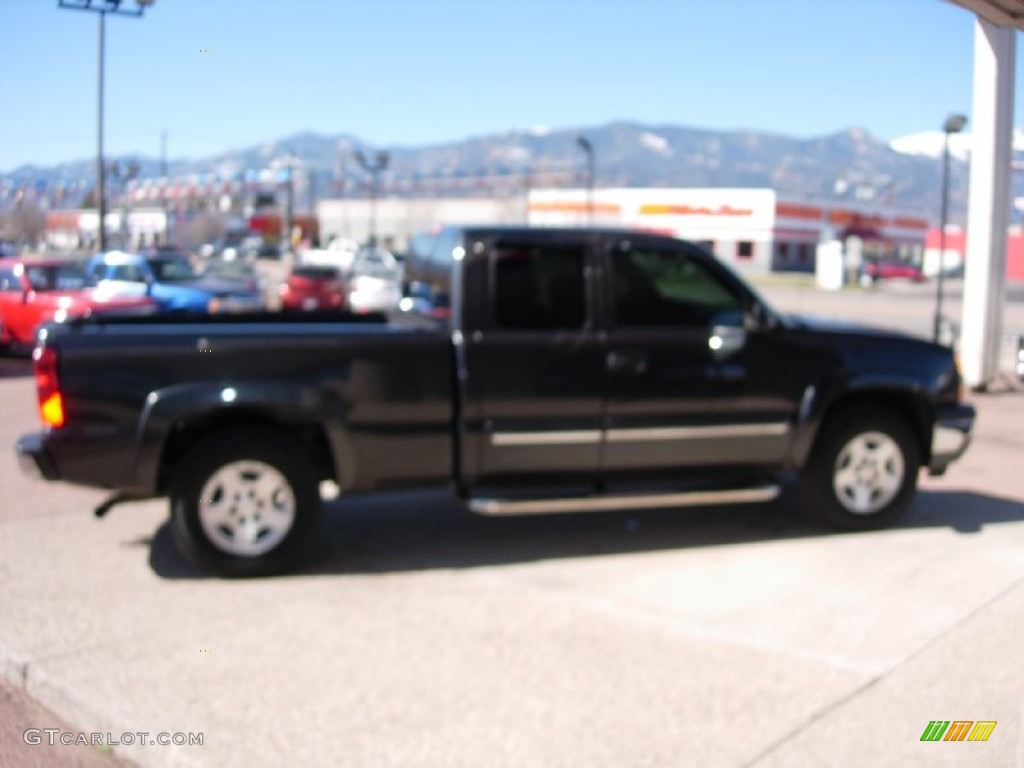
[406,226,460,309]
[493,243,586,330]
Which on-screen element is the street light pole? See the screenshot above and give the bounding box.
[576,136,594,225]
[933,113,968,344]
[58,1,156,253]
[355,150,390,246]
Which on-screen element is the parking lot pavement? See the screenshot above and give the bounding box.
[0,674,135,768]
[2,286,1024,767]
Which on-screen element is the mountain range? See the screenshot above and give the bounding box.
[7,121,1024,223]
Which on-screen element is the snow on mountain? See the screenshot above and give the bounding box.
[639,131,672,155]
[888,131,973,162]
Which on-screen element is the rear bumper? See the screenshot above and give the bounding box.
[928,403,975,476]
[15,433,60,481]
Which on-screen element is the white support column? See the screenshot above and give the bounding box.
[961,18,1015,388]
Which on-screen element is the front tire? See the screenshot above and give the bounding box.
[799,408,920,530]
[170,427,322,577]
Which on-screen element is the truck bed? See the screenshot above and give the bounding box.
[39,311,456,495]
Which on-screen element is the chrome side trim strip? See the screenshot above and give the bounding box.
[491,430,602,447]
[606,423,789,442]
[469,485,780,516]
[490,423,789,447]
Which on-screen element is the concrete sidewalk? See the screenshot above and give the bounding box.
[1,283,1023,767]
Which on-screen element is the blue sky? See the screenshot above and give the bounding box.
[1,0,1022,172]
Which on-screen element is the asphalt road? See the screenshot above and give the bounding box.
[2,283,1024,767]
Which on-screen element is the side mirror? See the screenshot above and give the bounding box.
[708,309,747,360]
[709,325,746,360]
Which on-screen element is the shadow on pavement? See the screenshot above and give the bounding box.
[144,485,1024,580]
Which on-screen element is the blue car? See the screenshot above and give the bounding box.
[86,250,264,314]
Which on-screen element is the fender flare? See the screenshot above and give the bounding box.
[790,373,933,470]
[131,380,357,493]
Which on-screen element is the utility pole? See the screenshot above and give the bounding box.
[160,130,170,246]
[576,136,595,225]
[97,13,106,250]
[58,0,157,252]
[282,154,294,259]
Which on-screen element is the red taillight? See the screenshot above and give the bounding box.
[33,345,64,428]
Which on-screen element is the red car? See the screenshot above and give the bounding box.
[279,266,348,311]
[0,258,155,349]
[863,261,926,283]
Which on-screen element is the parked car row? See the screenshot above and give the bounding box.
[1,244,408,354]
[281,245,404,314]
[0,257,156,350]
[85,249,265,314]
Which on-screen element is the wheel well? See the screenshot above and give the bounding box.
[156,408,336,494]
[817,391,931,464]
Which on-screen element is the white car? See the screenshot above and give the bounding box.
[300,238,361,271]
[347,247,403,314]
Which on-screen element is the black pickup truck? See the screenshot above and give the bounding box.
[16,227,974,576]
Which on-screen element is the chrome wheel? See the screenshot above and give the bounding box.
[832,431,905,515]
[198,460,296,557]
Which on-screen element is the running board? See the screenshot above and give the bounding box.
[468,484,780,516]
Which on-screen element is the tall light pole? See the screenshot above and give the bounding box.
[59,0,156,253]
[933,113,968,344]
[355,149,389,246]
[576,136,595,225]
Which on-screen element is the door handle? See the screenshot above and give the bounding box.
[606,349,647,375]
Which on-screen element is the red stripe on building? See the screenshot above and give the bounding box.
[892,216,929,230]
[640,204,753,216]
[775,203,824,220]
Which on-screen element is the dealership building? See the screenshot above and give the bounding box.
[317,187,930,275]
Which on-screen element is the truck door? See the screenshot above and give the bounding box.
[459,234,604,487]
[599,237,798,477]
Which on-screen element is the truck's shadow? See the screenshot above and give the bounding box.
[146,485,1024,579]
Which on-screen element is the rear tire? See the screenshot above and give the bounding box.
[170,427,322,577]
[799,408,920,530]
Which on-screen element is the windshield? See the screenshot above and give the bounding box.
[148,258,199,282]
[292,267,339,280]
[25,263,89,291]
[351,248,401,279]
[204,261,256,280]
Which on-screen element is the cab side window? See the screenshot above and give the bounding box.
[111,264,147,283]
[493,244,586,330]
[611,245,741,327]
[0,267,22,292]
[87,262,107,284]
